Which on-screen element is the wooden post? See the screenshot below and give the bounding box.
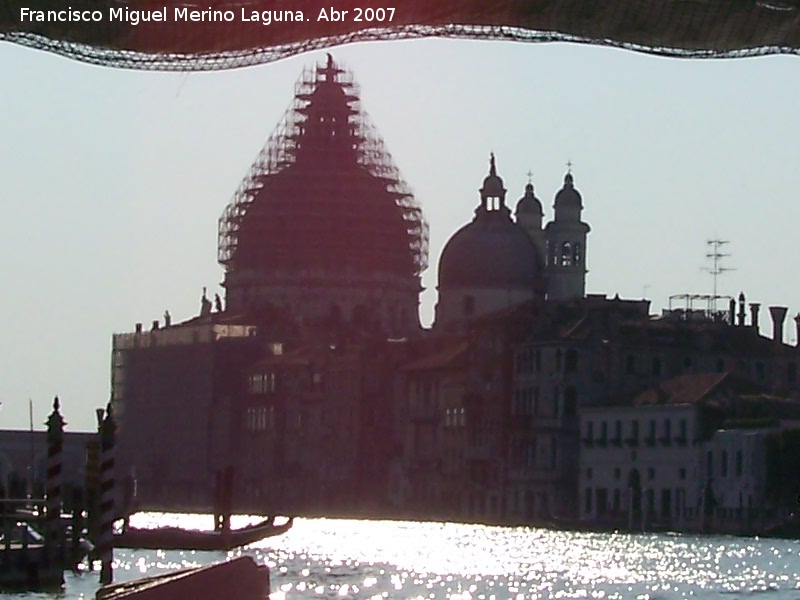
[222,466,234,535]
[213,470,223,532]
[45,396,66,567]
[71,487,84,568]
[98,402,117,584]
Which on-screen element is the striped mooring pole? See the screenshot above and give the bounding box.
[98,402,117,584]
[45,396,65,567]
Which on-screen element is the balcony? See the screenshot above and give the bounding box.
[659,436,672,446]
[624,437,639,447]
[644,436,656,447]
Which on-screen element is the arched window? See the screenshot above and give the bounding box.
[561,242,573,266]
[573,243,582,264]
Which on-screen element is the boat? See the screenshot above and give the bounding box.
[114,516,294,551]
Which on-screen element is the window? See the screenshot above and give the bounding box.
[788,362,797,384]
[679,467,686,480]
[736,450,743,477]
[652,357,662,376]
[599,421,608,444]
[573,243,582,264]
[585,488,593,514]
[613,420,622,446]
[586,468,593,480]
[626,355,635,375]
[556,349,562,371]
[565,349,578,372]
[585,421,594,442]
[614,468,621,480]
[648,467,655,481]
[564,387,577,418]
[721,451,728,477]
[716,359,725,373]
[707,451,713,477]
[561,242,573,267]
[647,420,656,445]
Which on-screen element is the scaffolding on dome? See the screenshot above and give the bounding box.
[217,55,429,279]
[2,0,800,71]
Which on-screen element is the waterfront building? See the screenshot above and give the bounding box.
[578,372,800,530]
[111,55,426,511]
[109,55,800,525]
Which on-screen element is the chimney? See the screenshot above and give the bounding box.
[729,298,736,326]
[152,320,160,331]
[749,303,760,330]
[794,313,800,347]
[135,322,142,334]
[769,306,788,344]
[737,292,746,326]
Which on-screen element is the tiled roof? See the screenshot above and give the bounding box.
[633,372,737,406]
[402,340,471,372]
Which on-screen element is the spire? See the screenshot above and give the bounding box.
[319,53,342,82]
[479,152,507,214]
[564,160,574,186]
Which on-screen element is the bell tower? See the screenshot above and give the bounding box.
[544,166,590,301]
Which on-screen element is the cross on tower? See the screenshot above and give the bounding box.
[526,170,533,184]
[566,160,573,173]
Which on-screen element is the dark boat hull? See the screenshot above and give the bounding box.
[115,517,294,551]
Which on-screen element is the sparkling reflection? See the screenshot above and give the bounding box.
[39,514,800,599]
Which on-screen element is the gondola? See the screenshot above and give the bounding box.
[114,516,294,551]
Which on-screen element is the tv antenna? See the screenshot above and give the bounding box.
[702,239,735,312]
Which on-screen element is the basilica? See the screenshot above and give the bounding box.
[111,55,800,525]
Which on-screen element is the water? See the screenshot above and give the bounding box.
[3,513,800,599]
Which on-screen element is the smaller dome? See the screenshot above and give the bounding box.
[438,217,543,289]
[554,171,582,208]
[515,182,543,216]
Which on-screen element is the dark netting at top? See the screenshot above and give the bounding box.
[1,0,799,70]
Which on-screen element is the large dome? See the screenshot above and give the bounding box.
[218,55,429,281]
[438,215,543,289]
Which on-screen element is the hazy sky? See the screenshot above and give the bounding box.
[1,37,799,431]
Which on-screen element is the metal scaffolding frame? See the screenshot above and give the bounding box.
[217,56,429,280]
